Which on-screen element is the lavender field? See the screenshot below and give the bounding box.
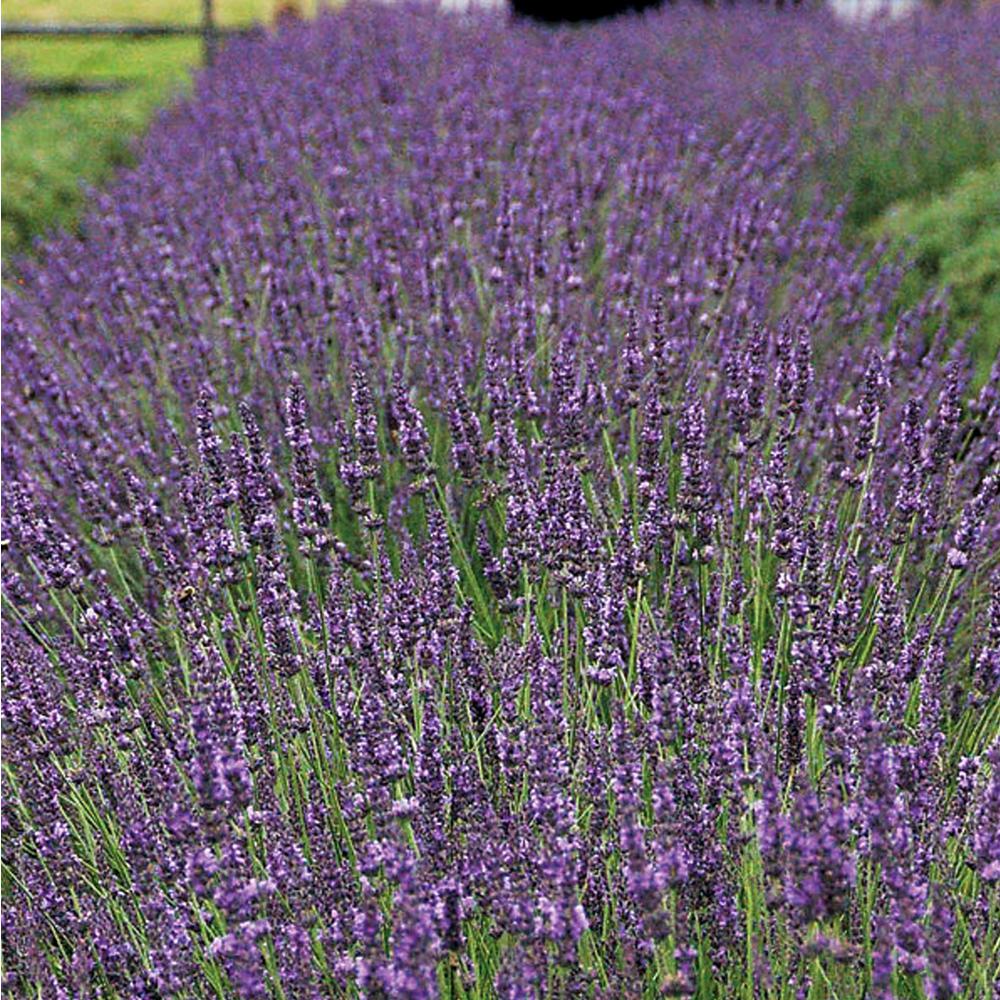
[2,2,1000,997]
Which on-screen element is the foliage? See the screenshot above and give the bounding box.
[831,101,999,232]
[873,162,1000,379]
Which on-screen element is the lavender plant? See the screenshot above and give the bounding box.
[1,68,29,121]
[2,3,999,998]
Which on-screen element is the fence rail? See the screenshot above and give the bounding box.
[23,78,131,96]
[1,22,246,38]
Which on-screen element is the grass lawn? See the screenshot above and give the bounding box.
[1,2,324,259]
[2,0,319,26]
[3,38,197,258]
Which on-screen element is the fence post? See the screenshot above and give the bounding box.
[202,0,217,66]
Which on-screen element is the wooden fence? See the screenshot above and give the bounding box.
[2,0,248,85]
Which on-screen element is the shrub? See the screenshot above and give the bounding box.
[874,162,1000,380]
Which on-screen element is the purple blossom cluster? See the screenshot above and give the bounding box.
[2,3,1000,998]
[1,67,29,120]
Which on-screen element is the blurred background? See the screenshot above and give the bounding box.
[2,0,998,372]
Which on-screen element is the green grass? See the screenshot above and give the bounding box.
[2,1,310,27]
[1,2,324,259]
[2,40,198,257]
[871,161,1000,379]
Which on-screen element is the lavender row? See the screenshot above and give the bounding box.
[2,2,1000,998]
